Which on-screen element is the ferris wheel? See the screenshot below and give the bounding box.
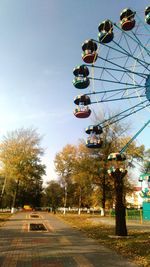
[72,6,150,155]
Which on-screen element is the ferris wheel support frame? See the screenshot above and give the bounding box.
[120,119,150,154]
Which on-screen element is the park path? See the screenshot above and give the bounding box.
[0,211,138,267]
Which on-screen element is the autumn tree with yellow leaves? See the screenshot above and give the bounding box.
[0,128,46,209]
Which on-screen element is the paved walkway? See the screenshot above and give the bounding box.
[0,212,139,267]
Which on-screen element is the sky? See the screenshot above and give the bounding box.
[0,0,150,184]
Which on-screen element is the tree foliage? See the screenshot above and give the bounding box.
[43,180,64,210]
[53,122,146,215]
[0,128,46,208]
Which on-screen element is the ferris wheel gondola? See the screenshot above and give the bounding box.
[82,39,98,63]
[145,6,150,24]
[73,94,91,118]
[73,65,90,89]
[120,8,136,31]
[72,6,150,238]
[73,6,150,154]
[85,125,103,148]
[98,20,114,43]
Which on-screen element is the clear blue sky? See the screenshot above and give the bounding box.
[0,0,149,182]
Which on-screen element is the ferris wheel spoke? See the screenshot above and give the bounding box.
[137,38,150,63]
[94,37,150,71]
[86,85,145,96]
[112,39,150,71]
[90,76,140,87]
[73,6,150,150]
[114,23,150,57]
[123,32,134,54]
[136,13,150,50]
[97,55,147,81]
[99,100,150,128]
[132,31,150,57]
[91,94,145,104]
[119,55,132,82]
[86,84,145,101]
[87,64,147,79]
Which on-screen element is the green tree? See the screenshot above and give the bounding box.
[54,143,94,212]
[43,180,63,212]
[72,143,96,212]
[54,144,77,213]
[0,128,46,209]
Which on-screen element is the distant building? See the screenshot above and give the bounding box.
[126,186,150,208]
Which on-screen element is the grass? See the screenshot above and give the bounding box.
[0,212,11,226]
[58,214,150,267]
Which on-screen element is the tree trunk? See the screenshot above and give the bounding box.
[12,178,20,209]
[0,176,7,208]
[113,169,127,236]
[101,174,106,216]
[78,186,81,215]
[63,185,67,215]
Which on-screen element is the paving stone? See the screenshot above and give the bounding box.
[0,212,138,267]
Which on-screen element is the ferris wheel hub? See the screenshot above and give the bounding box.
[145,75,150,101]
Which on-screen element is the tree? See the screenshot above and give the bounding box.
[89,117,145,235]
[43,180,64,212]
[71,143,94,213]
[0,175,6,207]
[54,143,94,212]
[54,128,145,236]
[0,128,46,208]
[54,144,77,213]
[106,133,145,236]
[137,149,150,191]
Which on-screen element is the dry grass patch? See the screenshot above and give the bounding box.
[0,213,11,226]
[58,214,150,267]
